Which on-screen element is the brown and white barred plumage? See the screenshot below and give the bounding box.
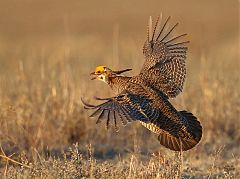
[141,16,188,98]
[82,16,202,151]
[82,82,202,151]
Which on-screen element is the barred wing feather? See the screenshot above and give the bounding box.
[140,16,188,98]
[82,83,202,151]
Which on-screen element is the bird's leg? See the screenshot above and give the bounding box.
[177,141,183,178]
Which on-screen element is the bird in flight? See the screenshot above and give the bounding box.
[82,16,202,151]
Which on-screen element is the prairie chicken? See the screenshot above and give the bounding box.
[82,16,202,151]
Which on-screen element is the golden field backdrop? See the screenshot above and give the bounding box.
[0,0,239,178]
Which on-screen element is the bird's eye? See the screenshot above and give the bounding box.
[97,71,100,73]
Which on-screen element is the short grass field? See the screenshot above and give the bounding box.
[0,0,239,178]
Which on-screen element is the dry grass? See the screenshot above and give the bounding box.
[0,0,239,178]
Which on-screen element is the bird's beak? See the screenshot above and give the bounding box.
[90,72,97,80]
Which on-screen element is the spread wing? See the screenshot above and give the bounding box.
[82,83,202,151]
[81,84,152,131]
[140,16,188,98]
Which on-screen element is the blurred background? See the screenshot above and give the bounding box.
[0,0,239,167]
[0,0,238,69]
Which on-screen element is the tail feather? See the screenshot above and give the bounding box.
[180,110,202,143]
[157,111,202,151]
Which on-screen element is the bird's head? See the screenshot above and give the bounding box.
[90,65,132,83]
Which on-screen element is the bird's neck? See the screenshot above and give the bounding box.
[108,76,131,93]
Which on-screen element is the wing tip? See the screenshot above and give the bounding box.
[81,97,96,108]
[147,16,153,42]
